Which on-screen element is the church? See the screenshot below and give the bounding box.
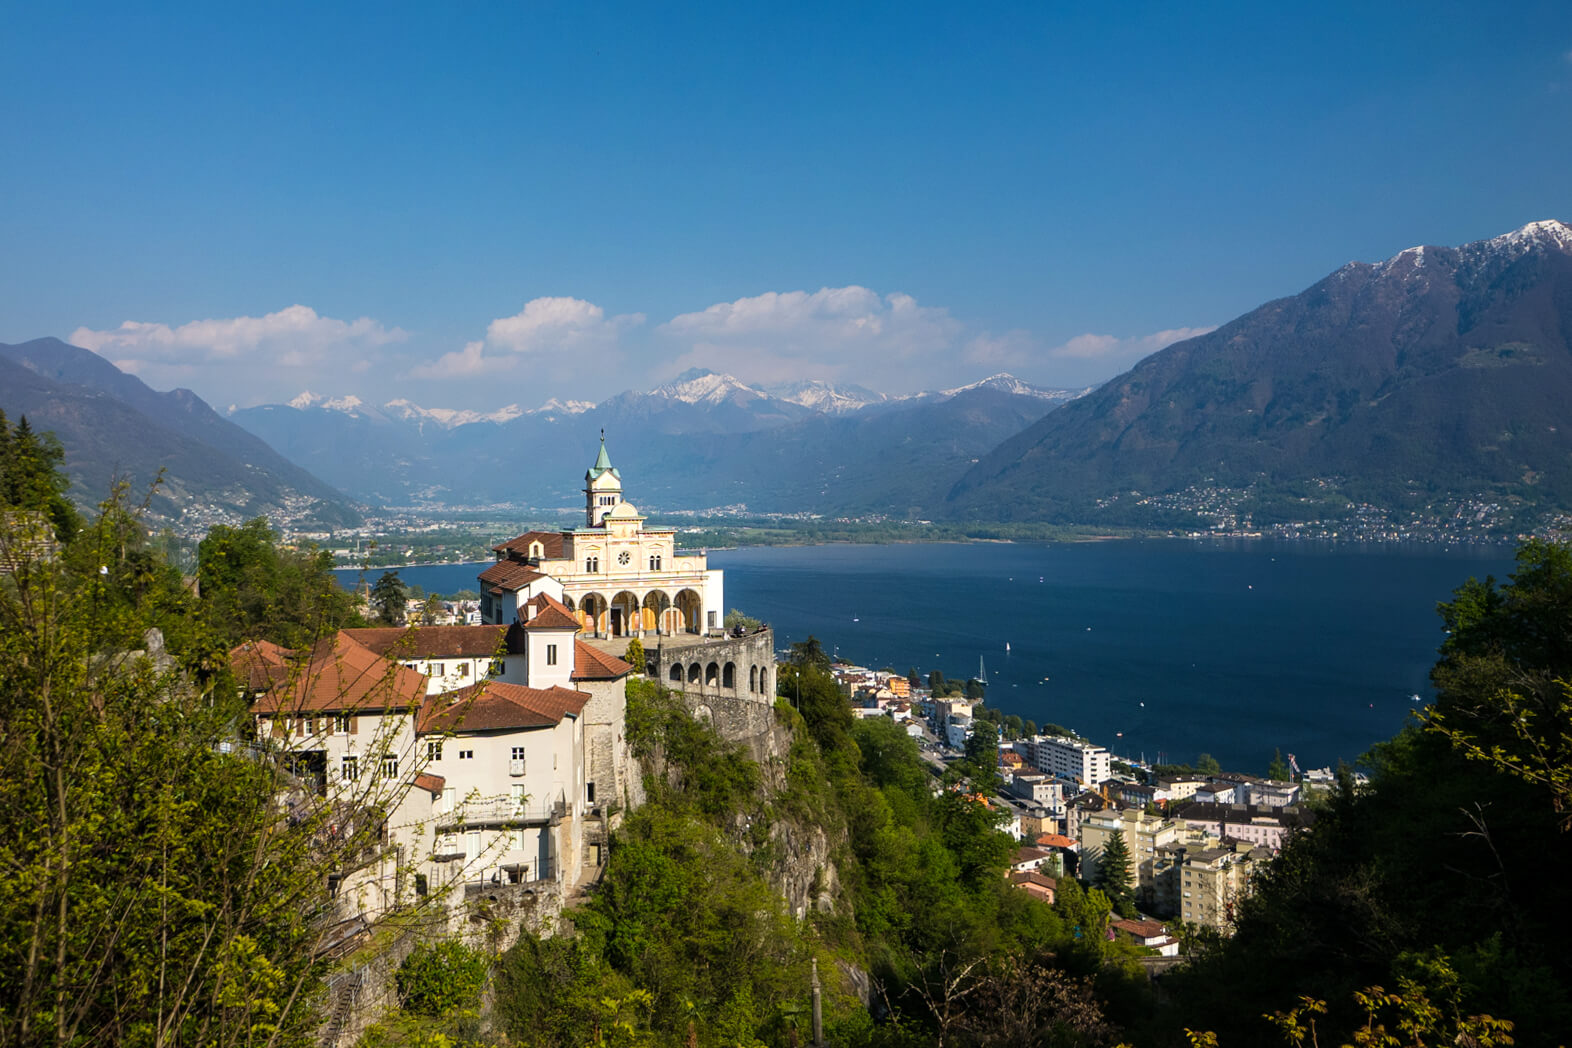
[479,437,726,639]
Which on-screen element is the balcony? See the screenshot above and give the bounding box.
[435,790,567,830]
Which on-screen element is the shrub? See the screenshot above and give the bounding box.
[396,940,490,1016]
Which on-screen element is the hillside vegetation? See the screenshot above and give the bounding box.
[6,421,1570,1047]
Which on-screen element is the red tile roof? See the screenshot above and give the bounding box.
[413,772,446,795]
[573,641,634,681]
[477,560,548,593]
[522,592,581,631]
[230,638,293,691]
[492,531,568,560]
[251,632,428,715]
[343,624,508,659]
[1036,833,1076,849]
[1011,846,1055,866]
[418,680,589,734]
[1010,870,1058,888]
[1008,871,1058,898]
[1112,918,1169,941]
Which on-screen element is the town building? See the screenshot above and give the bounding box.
[1022,734,1112,787]
[1175,843,1258,933]
[1173,802,1311,853]
[1078,807,1180,899]
[1111,918,1180,957]
[480,438,724,637]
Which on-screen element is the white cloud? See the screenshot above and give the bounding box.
[959,324,1216,389]
[1048,325,1214,363]
[407,341,502,380]
[660,286,960,387]
[403,296,645,383]
[70,304,405,364]
[486,296,644,355]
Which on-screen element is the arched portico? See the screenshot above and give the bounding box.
[674,589,703,635]
[610,590,640,637]
[642,590,672,635]
[579,592,608,635]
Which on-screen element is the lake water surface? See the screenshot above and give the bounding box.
[337,539,1516,774]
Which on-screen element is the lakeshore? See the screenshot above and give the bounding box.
[338,537,1516,773]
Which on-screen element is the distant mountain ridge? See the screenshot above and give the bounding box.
[230,371,1085,511]
[0,338,361,528]
[947,220,1572,524]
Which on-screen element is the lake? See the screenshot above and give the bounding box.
[336,539,1517,774]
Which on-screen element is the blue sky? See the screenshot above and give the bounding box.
[4,2,1571,411]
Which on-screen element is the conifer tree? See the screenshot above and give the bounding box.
[1094,828,1136,918]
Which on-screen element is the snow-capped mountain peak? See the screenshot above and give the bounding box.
[937,373,1082,401]
[384,399,523,427]
[766,379,888,414]
[530,397,594,416]
[288,391,365,414]
[651,368,767,405]
[1477,218,1572,258]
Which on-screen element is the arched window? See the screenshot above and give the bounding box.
[688,663,701,684]
[669,664,682,683]
[749,665,758,692]
[723,663,735,688]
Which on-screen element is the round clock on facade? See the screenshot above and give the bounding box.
[618,551,631,565]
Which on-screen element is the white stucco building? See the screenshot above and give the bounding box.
[1022,734,1112,788]
[235,591,635,925]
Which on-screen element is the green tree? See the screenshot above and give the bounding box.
[1423,539,1572,830]
[929,669,947,695]
[1268,748,1291,781]
[724,608,763,631]
[396,941,491,1017]
[198,516,359,648]
[908,667,921,689]
[962,723,1003,796]
[965,676,985,700]
[1196,752,1222,775]
[1094,830,1136,918]
[787,634,831,671]
[0,479,383,1046]
[622,637,645,675]
[371,569,408,625]
[1023,718,1038,737]
[420,592,444,624]
[0,411,81,542]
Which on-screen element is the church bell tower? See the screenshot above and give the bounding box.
[584,432,623,527]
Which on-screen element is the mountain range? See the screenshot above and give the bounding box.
[228,371,1087,512]
[948,219,1572,525]
[0,338,361,528]
[7,220,1572,533]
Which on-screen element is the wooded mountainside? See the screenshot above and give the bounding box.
[2,420,1569,1047]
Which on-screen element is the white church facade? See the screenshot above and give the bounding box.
[480,438,725,638]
